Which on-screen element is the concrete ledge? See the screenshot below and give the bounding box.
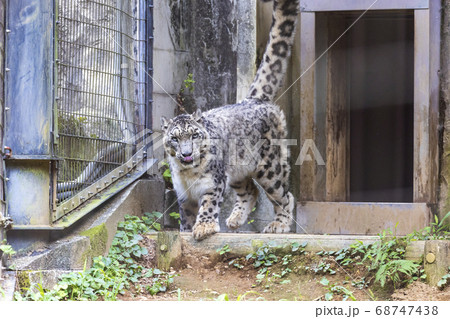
[17,270,74,293]
[6,179,165,272]
[181,232,379,255]
[0,271,16,301]
[7,237,90,271]
[152,232,427,269]
[297,202,430,235]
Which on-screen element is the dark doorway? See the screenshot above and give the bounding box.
[348,12,414,202]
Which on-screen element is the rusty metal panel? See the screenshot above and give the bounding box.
[2,1,54,240]
[6,161,51,226]
[297,202,431,235]
[300,0,429,12]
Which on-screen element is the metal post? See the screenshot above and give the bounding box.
[0,0,7,277]
[146,0,154,132]
[4,0,55,249]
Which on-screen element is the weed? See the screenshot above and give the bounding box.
[141,211,164,231]
[312,261,336,275]
[183,73,195,93]
[176,73,196,113]
[351,277,370,290]
[291,241,308,253]
[245,241,307,288]
[375,260,420,289]
[169,212,180,225]
[216,291,264,301]
[407,212,450,241]
[437,267,450,290]
[246,243,278,268]
[319,277,356,301]
[0,241,16,259]
[145,268,177,295]
[327,228,422,289]
[161,161,172,185]
[229,258,244,269]
[216,244,231,256]
[15,214,175,301]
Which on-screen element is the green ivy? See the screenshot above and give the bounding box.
[15,213,175,301]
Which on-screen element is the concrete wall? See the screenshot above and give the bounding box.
[152,0,258,153]
[153,0,298,161]
[153,0,301,232]
[439,0,450,221]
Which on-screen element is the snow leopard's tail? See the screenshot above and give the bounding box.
[247,0,299,102]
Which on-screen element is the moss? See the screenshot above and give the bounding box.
[17,270,31,294]
[440,143,450,223]
[80,224,108,264]
[251,239,264,250]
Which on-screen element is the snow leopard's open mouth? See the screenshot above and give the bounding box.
[180,156,194,164]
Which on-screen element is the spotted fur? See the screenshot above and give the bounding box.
[161,0,299,240]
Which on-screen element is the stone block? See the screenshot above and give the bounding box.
[424,240,450,286]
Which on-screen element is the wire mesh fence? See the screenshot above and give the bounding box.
[54,0,148,217]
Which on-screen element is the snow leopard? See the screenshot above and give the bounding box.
[161,0,299,240]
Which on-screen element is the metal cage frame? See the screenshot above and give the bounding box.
[52,0,153,222]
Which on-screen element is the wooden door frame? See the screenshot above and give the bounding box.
[296,0,440,235]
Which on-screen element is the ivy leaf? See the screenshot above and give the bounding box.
[319,277,330,286]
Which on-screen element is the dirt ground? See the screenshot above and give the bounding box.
[118,238,450,301]
[392,282,450,301]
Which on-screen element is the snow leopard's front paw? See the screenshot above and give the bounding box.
[192,221,220,241]
[226,210,247,229]
[263,221,290,233]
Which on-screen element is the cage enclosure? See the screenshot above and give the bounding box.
[3,0,153,250]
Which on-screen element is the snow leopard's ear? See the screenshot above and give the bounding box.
[161,116,172,131]
[192,109,203,123]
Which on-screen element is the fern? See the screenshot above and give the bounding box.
[375,260,420,288]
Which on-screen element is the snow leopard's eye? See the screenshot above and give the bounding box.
[192,133,199,139]
[171,136,178,143]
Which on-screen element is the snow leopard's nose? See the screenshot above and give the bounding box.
[181,151,192,157]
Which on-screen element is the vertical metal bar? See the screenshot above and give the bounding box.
[0,0,7,268]
[146,0,154,132]
[50,0,60,218]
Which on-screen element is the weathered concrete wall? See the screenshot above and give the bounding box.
[168,0,238,111]
[439,0,450,221]
[236,0,257,101]
[152,0,188,133]
[154,1,300,232]
[153,0,249,139]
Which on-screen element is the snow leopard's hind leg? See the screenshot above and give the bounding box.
[256,146,294,233]
[226,178,259,229]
